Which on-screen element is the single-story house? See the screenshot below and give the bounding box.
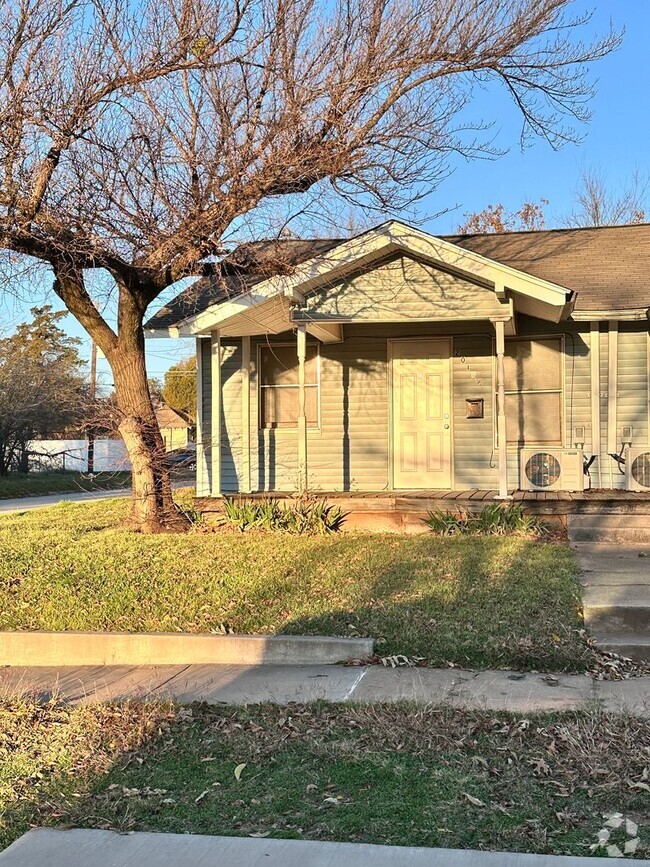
[145,221,650,498]
[155,405,193,452]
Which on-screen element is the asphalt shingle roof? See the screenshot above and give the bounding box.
[145,238,343,331]
[443,224,650,311]
[146,224,650,329]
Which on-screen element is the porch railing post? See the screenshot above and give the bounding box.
[297,325,308,493]
[494,319,512,501]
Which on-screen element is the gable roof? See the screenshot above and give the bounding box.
[155,405,192,429]
[145,222,650,333]
[147,238,343,332]
[443,223,650,312]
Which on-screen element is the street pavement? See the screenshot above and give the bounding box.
[0,487,131,514]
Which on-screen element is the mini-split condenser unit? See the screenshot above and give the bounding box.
[625,447,650,492]
[519,448,584,492]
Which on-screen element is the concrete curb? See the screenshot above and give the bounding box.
[2,829,647,867]
[0,631,373,667]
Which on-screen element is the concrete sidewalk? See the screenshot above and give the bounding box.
[2,662,648,715]
[0,829,645,867]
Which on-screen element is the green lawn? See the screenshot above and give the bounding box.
[0,471,132,499]
[1,699,647,858]
[0,499,588,671]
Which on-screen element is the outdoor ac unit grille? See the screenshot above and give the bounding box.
[519,448,584,492]
[524,452,562,488]
[630,452,650,489]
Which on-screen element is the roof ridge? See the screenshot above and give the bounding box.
[443,222,650,239]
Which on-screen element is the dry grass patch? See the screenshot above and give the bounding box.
[0,699,648,857]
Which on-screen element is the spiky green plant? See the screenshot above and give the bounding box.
[425,504,545,536]
[221,498,346,534]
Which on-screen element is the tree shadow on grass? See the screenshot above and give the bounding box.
[276,534,589,672]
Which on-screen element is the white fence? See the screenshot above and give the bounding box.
[29,439,131,472]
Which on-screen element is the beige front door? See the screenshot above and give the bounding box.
[391,339,452,489]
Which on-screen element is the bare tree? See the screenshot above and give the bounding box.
[564,168,648,227]
[0,0,619,530]
[457,200,548,233]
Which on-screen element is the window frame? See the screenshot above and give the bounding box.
[257,340,321,432]
[494,334,565,448]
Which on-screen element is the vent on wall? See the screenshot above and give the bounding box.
[519,448,584,492]
[625,448,650,491]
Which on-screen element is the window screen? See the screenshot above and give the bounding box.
[502,338,563,445]
[259,344,319,429]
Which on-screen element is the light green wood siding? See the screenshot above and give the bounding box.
[201,319,650,495]
[451,336,496,488]
[220,341,243,492]
[618,324,649,445]
[248,323,500,493]
[298,255,505,322]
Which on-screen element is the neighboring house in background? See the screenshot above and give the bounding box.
[155,405,193,452]
[30,439,130,472]
[145,221,650,497]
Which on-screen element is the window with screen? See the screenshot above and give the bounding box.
[502,337,563,445]
[259,344,319,429]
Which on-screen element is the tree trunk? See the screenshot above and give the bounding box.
[17,444,29,474]
[109,342,186,532]
[52,265,189,533]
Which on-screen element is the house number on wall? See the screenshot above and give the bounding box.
[454,348,482,387]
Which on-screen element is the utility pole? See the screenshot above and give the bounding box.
[87,339,97,473]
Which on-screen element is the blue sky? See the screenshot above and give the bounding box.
[2,0,646,389]
[424,0,649,234]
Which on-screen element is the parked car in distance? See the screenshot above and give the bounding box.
[165,443,197,471]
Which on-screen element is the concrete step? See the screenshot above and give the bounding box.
[568,514,650,544]
[582,572,650,587]
[584,600,650,634]
[570,526,650,544]
[594,632,650,663]
[572,503,650,515]
[570,514,650,529]
[573,542,650,575]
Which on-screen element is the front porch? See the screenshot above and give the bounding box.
[195,488,650,533]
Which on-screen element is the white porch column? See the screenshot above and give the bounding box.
[494,319,512,501]
[590,321,602,488]
[241,336,252,493]
[195,337,210,496]
[210,331,222,496]
[297,324,308,493]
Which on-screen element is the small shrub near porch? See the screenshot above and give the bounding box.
[0,499,589,671]
[424,504,546,536]
[219,497,346,534]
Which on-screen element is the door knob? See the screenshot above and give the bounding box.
[444,424,450,429]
